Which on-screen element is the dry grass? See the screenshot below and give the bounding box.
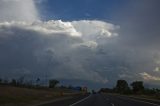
[0,85,73,106]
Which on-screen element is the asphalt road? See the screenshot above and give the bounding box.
[38,94,160,106]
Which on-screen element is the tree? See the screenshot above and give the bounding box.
[99,88,113,93]
[131,81,144,94]
[17,76,24,86]
[4,79,8,85]
[92,90,96,94]
[36,78,40,87]
[0,78,2,84]
[49,79,59,88]
[115,80,130,94]
[10,79,17,86]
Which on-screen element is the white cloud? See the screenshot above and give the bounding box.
[140,72,160,81]
[72,20,119,40]
[0,0,39,22]
[118,74,132,79]
[0,20,117,84]
[0,20,118,38]
[72,41,98,49]
[154,67,160,72]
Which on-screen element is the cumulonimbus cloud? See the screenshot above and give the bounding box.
[0,0,39,22]
[0,20,118,84]
[0,0,160,88]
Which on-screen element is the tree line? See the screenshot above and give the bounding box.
[0,77,86,92]
[99,80,160,96]
[0,77,59,88]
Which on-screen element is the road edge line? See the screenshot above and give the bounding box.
[111,103,115,106]
[118,95,160,106]
[108,94,160,106]
[69,95,91,106]
[127,98,160,106]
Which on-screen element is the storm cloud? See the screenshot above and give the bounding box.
[0,0,160,88]
[111,0,160,87]
[0,20,118,85]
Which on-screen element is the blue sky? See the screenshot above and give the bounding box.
[39,0,127,21]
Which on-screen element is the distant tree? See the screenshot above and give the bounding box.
[115,80,130,94]
[17,76,25,86]
[10,79,17,86]
[0,78,2,84]
[155,88,160,92]
[92,90,96,94]
[36,78,40,87]
[24,80,33,88]
[99,88,113,93]
[131,81,144,94]
[143,88,156,95]
[4,79,8,85]
[49,79,59,88]
[60,85,67,89]
[68,85,73,89]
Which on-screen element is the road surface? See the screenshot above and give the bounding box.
[38,94,160,106]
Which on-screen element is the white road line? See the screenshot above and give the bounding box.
[111,103,115,106]
[69,95,91,106]
[124,97,160,106]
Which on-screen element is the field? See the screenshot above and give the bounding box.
[0,85,79,106]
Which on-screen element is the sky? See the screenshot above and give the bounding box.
[0,0,160,89]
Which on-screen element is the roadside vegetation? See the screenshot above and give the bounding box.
[99,80,160,100]
[0,77,87,105]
